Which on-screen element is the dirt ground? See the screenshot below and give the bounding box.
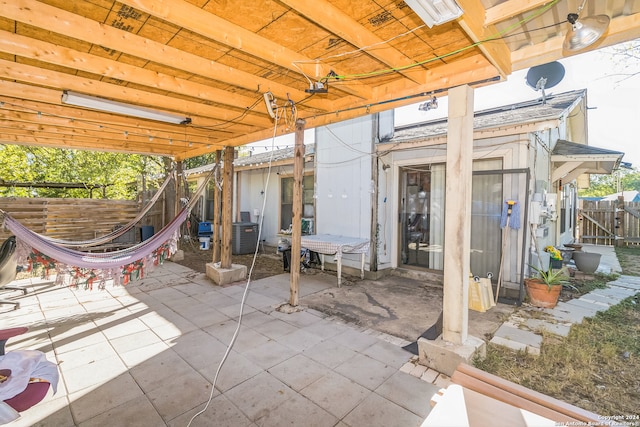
[173,239,286,280]
[172,239,510,343]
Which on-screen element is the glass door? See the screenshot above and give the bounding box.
[398,160,502,275]
[399,166,434,268]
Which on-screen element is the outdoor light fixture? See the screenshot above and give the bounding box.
[563,0,610,51]
[404,0,463,28]
[263,92,277,119]
[61,91,191,124]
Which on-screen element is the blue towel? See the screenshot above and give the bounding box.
[500,201,521,229]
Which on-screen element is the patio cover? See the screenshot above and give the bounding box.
[551,139,624,184]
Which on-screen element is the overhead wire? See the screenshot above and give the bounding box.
[325,0,561,82]
[190,97,264,131]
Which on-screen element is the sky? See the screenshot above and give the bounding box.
[249,42,640,166]
[395,43,640,166]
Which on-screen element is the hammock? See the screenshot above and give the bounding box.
[0,165,216,288]
[38,170,176,248]
[3,208,186,269]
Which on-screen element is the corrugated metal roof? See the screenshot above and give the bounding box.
[386,89,587,143]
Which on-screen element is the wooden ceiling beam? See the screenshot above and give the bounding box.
[0,96,220,141]
[511,13,640,71]
[0,59,273,128]
[0,87,249,143]
[119,0,371,100]
[0,118,214,147]
[278,0,425,85]
[456,0,512,78]
[485,0,550,26]
[330,54,499,112]
[0,129,224,157]
[1,0,329,111]
[0,132,184,157]
[184,55,500,159]
[0,31,264,113]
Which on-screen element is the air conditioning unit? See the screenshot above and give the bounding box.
[232,222,258,255]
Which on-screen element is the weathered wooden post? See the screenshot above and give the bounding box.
[213,150,222,263]
[220,146,234,269]
[289,119,306,306]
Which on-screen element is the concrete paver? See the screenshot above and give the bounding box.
[523,318,571,337]
[489,245,640,356]
[1,263,441,427]
[490,323,543,355]
[8,246,634,425]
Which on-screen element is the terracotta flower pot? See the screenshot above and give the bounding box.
[525,278,561,308]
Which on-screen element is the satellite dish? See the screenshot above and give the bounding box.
[526,62,565,104]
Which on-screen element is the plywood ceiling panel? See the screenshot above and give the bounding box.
[0,0,637,160]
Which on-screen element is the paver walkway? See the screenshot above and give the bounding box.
[490,245,639,354]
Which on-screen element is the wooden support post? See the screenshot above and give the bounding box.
[443,85,474,345]
[615,195,624,247]
[213,150,222,263]
[175,161,183,220]
[369,116,379,272]
[221,147,234,269]
[290,119,306,306]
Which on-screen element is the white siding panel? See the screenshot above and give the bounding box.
[315,116,374,266]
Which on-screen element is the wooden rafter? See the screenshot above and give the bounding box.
[456,0,512,78]
[485,0,551,26]
[118,0,371,100]
[279,0,427,85]
[0,0,637,160]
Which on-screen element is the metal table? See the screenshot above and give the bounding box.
[300,234,370,287]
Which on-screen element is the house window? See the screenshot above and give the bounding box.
[280,175,315,233]
[205,180,216,221]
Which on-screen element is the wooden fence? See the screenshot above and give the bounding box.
[579,199,640,246]
[0,196,165,243]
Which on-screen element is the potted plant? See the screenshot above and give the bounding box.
[524,265,569,308]
[544,246,563,269]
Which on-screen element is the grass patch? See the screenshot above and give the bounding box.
[616,246,640,276]
[560,272,617,301]
[475,294,640,416]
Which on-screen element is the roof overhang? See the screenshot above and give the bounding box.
[551,139,624,183]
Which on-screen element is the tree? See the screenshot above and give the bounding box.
[0,145,165,199]
[607,39,640,84]
[580,166,640,198]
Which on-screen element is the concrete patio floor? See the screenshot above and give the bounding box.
[1,262,459,427]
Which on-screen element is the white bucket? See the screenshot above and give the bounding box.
[199,236,210,250]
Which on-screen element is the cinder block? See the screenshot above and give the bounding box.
[205,263,247,285]
[417,335,485,377]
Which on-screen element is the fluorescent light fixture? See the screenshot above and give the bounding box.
[404,0,463,28]
[61,91,191,124]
